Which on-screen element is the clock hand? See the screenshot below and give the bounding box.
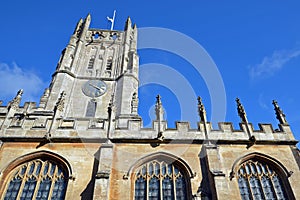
[89,83,105,91]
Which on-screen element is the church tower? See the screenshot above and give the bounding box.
[44,14,139,127]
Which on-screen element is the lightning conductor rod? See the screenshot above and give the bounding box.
[107,10,116,30]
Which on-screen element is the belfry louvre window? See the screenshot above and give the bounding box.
[237,160,288,200]
[134,160,188,200]
[3,158,68,200]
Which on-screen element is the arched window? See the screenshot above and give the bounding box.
[237,159,293,200]
[2,158,68,199]
[134,160,189,200]
[87,56,95,69]
[106,57,113,71]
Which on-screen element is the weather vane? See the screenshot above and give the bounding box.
[107,10,116,30]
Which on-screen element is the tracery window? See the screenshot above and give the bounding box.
[237,160,288,200]
[3,158,68,200]
[134,160,188,200]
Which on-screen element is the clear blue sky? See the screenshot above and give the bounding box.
[0,1,300,145]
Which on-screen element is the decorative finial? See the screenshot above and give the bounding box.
[107,10,116,30]
[197,96,207,122]
[9,89,23,110]
[55,91,66,112]
[236,98,247,123]
[155,95,164,121]
[155,95,165,141]
[74,18,83,38]
[272,100,288,125]
[39,88,50,109]
[156,94,161,104]
[86,13,91,22]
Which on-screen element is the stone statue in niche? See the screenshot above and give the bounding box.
[131,92,138,114]
[55,91,66,112]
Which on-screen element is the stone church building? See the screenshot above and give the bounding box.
[0,14,299,199]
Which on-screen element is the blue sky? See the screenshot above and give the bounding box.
[0,1,300,145]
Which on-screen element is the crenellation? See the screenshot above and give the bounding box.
[106,118,295,142]
[23,102,37,111]
[122,119,296,143]
[152,120,167,133]
[278,124,295,141]
[127,119,142,131]
[0,106,7,113]
[239,122,254,133]
[252,131,275,141]
[218,122,235,133]
[209,129,248,141]
[197,122,212,132]
[257,123,274,134]
[0,101,297,143]
[278,123,292,133]
[175,121,191,132]
[116,117,131,128]
[39,88,50,109]
[163,128,201,140]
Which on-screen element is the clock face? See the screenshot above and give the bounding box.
[82,80,107,98]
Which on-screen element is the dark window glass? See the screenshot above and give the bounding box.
[134,160,188,200]
[238,160,288,200]
[3,159,68,200]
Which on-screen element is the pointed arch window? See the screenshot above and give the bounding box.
[237,159,290,200]
[106,57,113,71]
[88,56,95,69]
[3,158,68,200]
[134,160,188,200]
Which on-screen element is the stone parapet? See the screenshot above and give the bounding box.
[0,102,297,145]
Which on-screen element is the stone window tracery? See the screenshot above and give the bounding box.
[3,158,68,200]
[134,160,188,200]
[237,160,288,200]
